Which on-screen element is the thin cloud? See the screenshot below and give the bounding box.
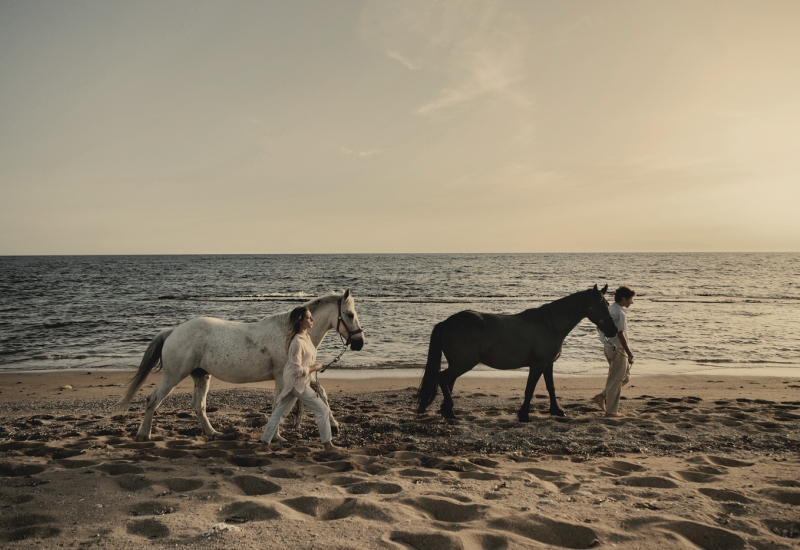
[416,50,528,115]
[386,49,420,70]
[341,146,384,158]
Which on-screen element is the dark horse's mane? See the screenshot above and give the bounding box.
[520,288,590,325]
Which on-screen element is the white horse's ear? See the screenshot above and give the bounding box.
[343,288,351,301]
[601,284,608,295]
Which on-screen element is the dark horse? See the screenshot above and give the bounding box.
[417,285,618,421]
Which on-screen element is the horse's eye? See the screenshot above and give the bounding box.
[348,313,354,319]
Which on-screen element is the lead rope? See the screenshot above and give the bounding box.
[316,334,349,381]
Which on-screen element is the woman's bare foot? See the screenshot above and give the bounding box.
[605,412,626,418]
[593,394,606,413]
[323,441,345,453]
[258,442,272,452]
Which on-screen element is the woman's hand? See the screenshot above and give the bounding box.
[309,363,323,373]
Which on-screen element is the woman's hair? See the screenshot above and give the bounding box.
[614,285,636,303]
[286,306,311,351]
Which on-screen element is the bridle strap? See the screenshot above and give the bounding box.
[336,299,364,345]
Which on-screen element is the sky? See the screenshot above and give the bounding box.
[1,0,799,254]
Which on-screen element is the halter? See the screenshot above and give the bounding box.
[336,298,364,345]
[318,299,364,375]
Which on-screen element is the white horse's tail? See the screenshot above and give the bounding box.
[118,328,174,411]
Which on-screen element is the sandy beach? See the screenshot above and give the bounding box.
[1,370,799,549]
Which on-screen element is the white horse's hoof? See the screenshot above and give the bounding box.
[135,434,150,442]
[208,431,224,439]
[273,434,287,443]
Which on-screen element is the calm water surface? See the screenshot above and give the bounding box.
[1,254,798,376]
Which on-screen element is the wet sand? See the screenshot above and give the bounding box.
[1,371,799,549]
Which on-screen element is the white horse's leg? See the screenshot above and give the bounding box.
[191,370,223,438]
[136,373,182,441]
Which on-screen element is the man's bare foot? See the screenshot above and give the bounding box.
[593,394,606,413]
[323,442,346,453]
[258,442,272,452]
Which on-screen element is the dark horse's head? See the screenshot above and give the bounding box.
[587,284,618,338]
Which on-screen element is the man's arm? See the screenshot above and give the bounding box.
[617,331,634,364]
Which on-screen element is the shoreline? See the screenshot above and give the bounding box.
[1,370,799,404]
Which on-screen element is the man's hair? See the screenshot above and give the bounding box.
[614,285,636,303]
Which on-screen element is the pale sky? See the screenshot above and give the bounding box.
[1,1,799,254]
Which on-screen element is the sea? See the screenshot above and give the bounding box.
[1,254,798,378]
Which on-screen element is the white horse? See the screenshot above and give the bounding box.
[118,289,365,441]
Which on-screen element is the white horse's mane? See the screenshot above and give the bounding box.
[302,290,346,311]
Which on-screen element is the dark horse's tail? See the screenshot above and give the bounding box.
[118,329,173,411]
[417,322,444,414]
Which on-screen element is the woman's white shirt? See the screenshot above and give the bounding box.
[277,333,317,402]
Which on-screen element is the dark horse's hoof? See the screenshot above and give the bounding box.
[518,413,531,423]
[549,409,566,417]
[439,409,458,420]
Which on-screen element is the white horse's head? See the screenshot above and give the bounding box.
[305,289,365,351]
[337,289,365,351]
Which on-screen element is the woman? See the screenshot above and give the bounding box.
[259,306,344,452]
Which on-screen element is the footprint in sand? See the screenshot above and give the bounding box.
[221,501,281,522]
[615,476,679,489]
[770,479,800,488]
[487,513,600,549]
[468,457,499,468]
[598,460,646,477]
[0,514,61,543]
[3,494,35,505]
[163,478,204,492]
[232,475,282,496]
[127,518,169,539]
[397,468,440,478]
[147,448,191,459]
[697,485,743,501]
[759,489,800,506]
[228,456,272,468]
[704,456,754,468]
[663,520,747,550]
[763,519,800,538]
[129,501,178,516]
[114,441,157,450]
[116,474,153,491]
[659,433,689,443]
[282,496,397,522]
[459,471,503,481]
[262,467,303,479]
[305,460,356,475]
[387,530,465,550]
[97,463,145,476]
[193,449,229,459]
[344,481,403,495]
[0,462,48,477]
[675,471,721,483]
[53,458,97,470]
[401,496,488,522]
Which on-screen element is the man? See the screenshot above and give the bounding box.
[594,285,636,417]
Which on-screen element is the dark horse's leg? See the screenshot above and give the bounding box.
[438,368,458,419]
[519,364,545,422]
[543,362,565,417]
